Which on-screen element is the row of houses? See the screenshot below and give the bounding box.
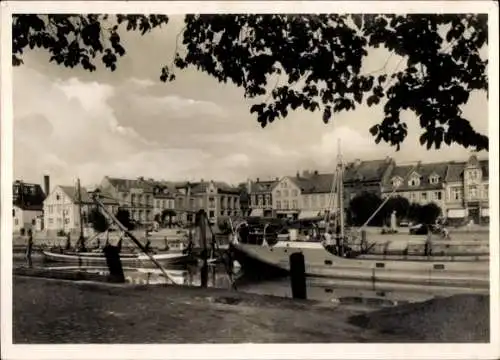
[12,154,489,234]
[244,154,489,224]
[13,175,242,233]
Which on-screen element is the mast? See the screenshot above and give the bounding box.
[337,140,345,238]
[76,178,85,247]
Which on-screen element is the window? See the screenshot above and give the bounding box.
[452,187,462,201]
[484,185,489,199]
[48,218,53,224]
[409,177,420,187]
[32,219,36,225]
[276,201,281,209]
[275,190,281,197]
[469,185,478,199]
[410,192,418,201]
[434,191,442,200]
[56,194,60,200]
[12,209,15,217]
[392,178,402,188]
[469,170,478,180]
[292,200,298,209]
[64,218,70,224]
[283,200,289,209]
[209,211,215,218]
[429,175,439,184]
[14,219,19,225]
[292,190,298,197]
[303,196,309,208]
[283,190,289,197]
[258,195,263,206]
[421,192,427,201]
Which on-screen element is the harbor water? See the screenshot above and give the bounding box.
[13,255,488,310]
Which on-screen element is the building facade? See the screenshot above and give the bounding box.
[44,185,118,233]
[444,155,489,225]
[381,161,449,217]
[152,182,177,222]
[343,158,396,206]
[247,178,277,218]
[174,180,241,225]
[271,175,303,219]
[12,180,46,233]
[100,176,156,224]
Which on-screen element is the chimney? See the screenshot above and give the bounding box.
[275,177,279,181]
[313,170,319,175]
[256,177,260,183]
[296,171,300,178]
[247,178,252,193]
[43,175,50,197]
[302,170,311,178]
[354,159,362,167]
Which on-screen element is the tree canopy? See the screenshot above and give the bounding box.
[12,14,489,151]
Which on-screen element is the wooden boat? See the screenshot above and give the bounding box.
[230,142,489,290]
[42,249,193,267]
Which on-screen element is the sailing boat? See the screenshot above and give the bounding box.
[230,142,489,289]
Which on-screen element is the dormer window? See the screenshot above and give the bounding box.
[391,177,403,188]
[409,176,420,187]
[429,175,440,184]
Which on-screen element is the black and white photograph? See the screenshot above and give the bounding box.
[1,1,499,359]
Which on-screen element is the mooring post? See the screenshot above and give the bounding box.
[289,252,307,300]
[103,244,125,283]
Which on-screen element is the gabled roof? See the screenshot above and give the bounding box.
[445,159,489,182]
[384,162,449,191]
[57,186,118,205]
[251,180,278,194]
[105,177,156,192]
[343,159,392,183]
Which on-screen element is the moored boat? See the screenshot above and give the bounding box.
[231,141,489,289]
[42,249,193,267]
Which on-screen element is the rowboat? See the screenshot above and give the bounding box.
[42,249,194,267]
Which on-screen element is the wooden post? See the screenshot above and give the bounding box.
[103,244,125,283]
[76,178,85,251]
[289,252,307,300]
[92,194,178,284]
[199,210,209,288]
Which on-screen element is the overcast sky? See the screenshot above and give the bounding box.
[13,15,489,189]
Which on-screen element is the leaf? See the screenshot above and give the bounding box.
[322,106,332,124]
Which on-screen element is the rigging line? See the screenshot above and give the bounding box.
[358,162,419,231]
[92,194,179,285]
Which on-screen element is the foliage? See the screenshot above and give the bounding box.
[115,208,134,230]
[418,202,442,224]
[348,191,384,226]
[381,195,410,221]
[88,207,108,233]
[153,213,161,223]
[12,14,488,151]
[407,202,442,224]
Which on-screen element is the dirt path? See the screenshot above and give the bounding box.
[12,276,489,343]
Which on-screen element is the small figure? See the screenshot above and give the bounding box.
[424,226,433,257]
[26,229,33,268]
[144,238,152,253]
[65,233,71,251]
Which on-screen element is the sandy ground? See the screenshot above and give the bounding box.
[12,275,489,343]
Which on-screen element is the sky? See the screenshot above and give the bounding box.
[13,15,489,189]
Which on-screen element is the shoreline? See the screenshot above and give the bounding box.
[12,275,489,343]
